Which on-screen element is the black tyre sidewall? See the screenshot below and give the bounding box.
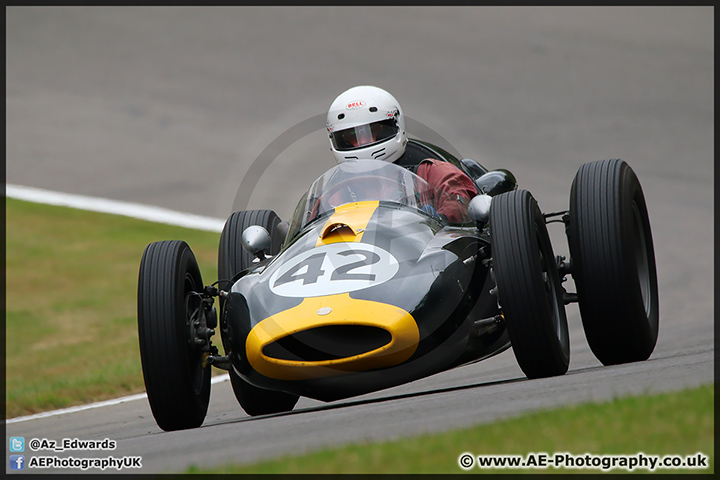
[218,210,282,289]
[228,367,299,416]
[217,210,299,416]
[490,190,570,379]
[569,159,659,365]
[138,240,210,431]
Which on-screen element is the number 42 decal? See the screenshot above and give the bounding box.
[269,243,399,298]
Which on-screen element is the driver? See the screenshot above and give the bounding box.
[326,85,477,223]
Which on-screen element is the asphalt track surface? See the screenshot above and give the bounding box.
[5,6,714,474]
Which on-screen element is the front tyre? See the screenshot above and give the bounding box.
[138,240,211,431]
[218,210,284,288]
[218,210,299,416]
[568,159,658,365]
[490,190,570,379]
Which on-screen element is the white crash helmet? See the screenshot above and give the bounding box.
[326,85,407,163]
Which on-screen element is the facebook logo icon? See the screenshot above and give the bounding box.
[9,455,25,470]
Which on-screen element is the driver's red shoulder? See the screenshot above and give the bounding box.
[416,159,477,197]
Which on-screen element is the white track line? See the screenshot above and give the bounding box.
[7,376,230,424]
[5,184,231,424]
[6,184,225,232]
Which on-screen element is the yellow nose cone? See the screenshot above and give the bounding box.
[246,293,419,380]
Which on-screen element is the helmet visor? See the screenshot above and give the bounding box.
[330,119,399,151]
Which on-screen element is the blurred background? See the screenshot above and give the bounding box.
[6,7,712,217]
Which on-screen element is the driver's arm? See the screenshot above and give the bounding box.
[417,159,477,223]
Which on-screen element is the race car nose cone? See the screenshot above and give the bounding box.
[245,293,419,380]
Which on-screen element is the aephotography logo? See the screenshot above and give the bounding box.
[230,114,461,213]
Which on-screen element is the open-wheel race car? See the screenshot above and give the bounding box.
[137,139,658,431]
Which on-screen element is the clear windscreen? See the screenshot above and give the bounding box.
[286,160,473,240]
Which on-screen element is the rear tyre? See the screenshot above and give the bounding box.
[490,190,570,379]
[138,240,210,431]
[218,210,299,416]
[568,159,658,365]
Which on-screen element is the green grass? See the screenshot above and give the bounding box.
[188,383,714,474]
[5,198,221,418]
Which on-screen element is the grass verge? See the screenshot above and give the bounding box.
[188,383,713,474]
[5,198,221,418]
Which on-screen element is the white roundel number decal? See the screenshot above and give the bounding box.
[269,243,399,297]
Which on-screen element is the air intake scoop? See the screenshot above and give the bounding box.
[316,201,378,245]
[245,293,419,380]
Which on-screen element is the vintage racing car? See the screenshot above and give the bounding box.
[137,139,658,431]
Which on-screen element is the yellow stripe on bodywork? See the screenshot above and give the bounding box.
[316,201,379,246]
[245,293,419,381]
